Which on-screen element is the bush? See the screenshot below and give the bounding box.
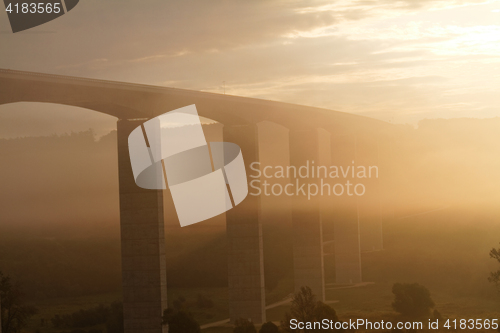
[234,318,256,333]
[51,301,122,332]
[392,283,435,317]
[259,321,279,333]
[163,308,200,333]
[280,286,342,332]
[0,271,38,333]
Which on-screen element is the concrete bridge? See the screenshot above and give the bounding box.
[0,68,393,332]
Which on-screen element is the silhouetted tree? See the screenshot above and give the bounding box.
[489,244,500,289]
[392,283,434,317]
[51,301,122,331]
[259,321,279,333]
[280,286,342,332]
[313,301,340,325]
[163,308,200,333]
[51,301,122,332]
[0,271,37,333]
[234,318,256,333]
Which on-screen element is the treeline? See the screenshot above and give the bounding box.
[51,302,123,333]
[0,235,233,299]
[0,238,122,299]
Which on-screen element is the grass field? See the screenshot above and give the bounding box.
[26,281,500,332]
[16,205,500,332]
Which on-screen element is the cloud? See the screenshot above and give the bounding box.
[1,0,500,136]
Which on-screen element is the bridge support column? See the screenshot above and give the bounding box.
[117,119,168,333]
[332,135,362,284]
[224,124,266,324]
[378,135,395,240]
[256,121,293,299]
[357,136,383,252]
[290,129,326,301]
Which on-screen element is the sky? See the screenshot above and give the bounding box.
[1,0,500,137]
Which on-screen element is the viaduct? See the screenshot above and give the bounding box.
[0,68,393,333]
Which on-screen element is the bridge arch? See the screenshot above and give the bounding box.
[0,101,118,137]
[0,69,391,333]
[0,101,120,229]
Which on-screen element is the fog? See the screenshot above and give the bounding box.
[0,106,499,311]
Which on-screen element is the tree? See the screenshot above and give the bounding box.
[488,244,500,289]
[313,302,340,325]
[259,321,279,333]
[163,308,200,333]
[233,318,256,333]
[280,286,342,332]
[391,283,435,318]
[51,301,123,332]
[0,271,37,333]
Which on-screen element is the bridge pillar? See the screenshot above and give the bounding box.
[256,121,293,299]
[289,129,327,301]
[357,136,383,252]
[117,119,168,333]
[331,135,362,284]
[378,135,395,238]
[224,124,266,324]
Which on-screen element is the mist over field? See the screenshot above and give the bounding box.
[0,115,499,305]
